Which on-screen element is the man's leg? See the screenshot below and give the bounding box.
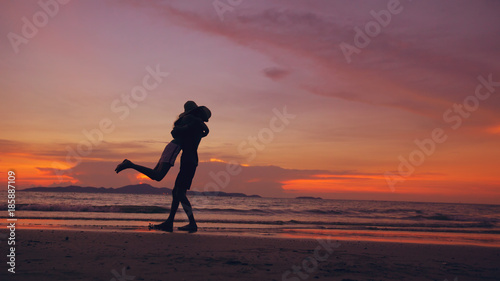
[178,189,196,226]
[152,186,180,232]
[174,163,198,231]
[166,187,181,223]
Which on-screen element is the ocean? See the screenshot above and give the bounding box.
[3,191,500,247]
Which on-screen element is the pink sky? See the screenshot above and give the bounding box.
[0,0,499,204]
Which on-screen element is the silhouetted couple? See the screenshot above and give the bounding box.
[115,101,211,233]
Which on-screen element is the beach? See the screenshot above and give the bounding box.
[3,228,499,281]
[2,1,500,280]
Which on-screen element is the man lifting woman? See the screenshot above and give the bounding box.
[115,101,211,232]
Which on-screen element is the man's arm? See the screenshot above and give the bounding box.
[172,115,197,134]
[171,115,208,138]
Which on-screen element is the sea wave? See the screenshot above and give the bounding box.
[12,204,169,214]
[4,203,498,228]
[6,215,499,234]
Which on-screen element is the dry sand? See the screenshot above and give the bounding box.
[2,229,499,281]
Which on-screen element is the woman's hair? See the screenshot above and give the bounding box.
[173,109,196,127]
[173,105,210,127]
[174,100,198,127]
[173,112,186,127]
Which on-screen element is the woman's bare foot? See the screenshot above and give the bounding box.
[115,159,132,173]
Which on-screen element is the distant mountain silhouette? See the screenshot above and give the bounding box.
[22,184,261,198]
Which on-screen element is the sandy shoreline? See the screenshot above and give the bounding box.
[2,229,499,281]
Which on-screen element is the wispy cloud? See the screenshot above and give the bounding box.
[127,1,500,123]
[263,67,290,81]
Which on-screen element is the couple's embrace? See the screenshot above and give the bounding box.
[115,101,211,233]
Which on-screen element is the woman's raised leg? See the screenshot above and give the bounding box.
[115,159,171,181]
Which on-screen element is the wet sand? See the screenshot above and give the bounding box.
[2,229,499,280]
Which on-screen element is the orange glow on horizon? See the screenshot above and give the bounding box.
[135,174,151,181]
[206,158,248,166]
[282,178,384,193]
[0,152,79,187]
[486,125,500,134]
[281,173,463,195]
[209,158,226,163]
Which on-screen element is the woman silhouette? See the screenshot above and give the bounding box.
[115,101,211,232]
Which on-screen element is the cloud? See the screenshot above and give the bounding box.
[0,139,36,152]
[262,67,290,81]
[127,1,500,124]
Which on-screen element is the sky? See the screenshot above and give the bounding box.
[0,0,499,204]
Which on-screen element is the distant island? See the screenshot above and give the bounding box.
[295,196,322,200]
[21,184,261,198]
